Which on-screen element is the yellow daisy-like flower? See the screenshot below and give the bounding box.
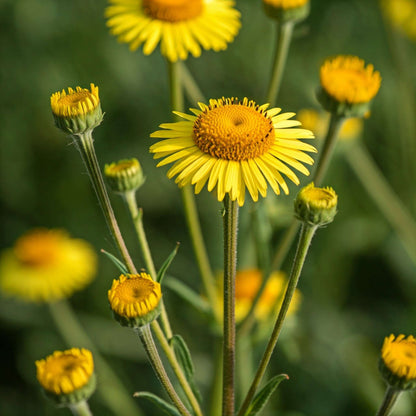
[150,97,316,206]
[50,83,103,134]
[262,0,310,22]
[108,273,162,327]
[381,0,416,41]
[263,0,308,9]
[0,229,97,303]
[379,334,416,390]
[36,348,96,404]
[104,158,146,194]
[105,0,241,62]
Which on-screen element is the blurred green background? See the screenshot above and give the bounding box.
[1,0,416,415]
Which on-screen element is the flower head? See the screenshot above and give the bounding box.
[105,158,146,194]
[379,334,416,390]
[0,229,97,303]
[150,97,316,206]
[105,0,241,62]
[50,83,103,135]
[36,348,96,405]
[108,273,162,327]
[294,182,338,226]
[318,56,381,117]
[381,0,416,41]
[262,0,310,22]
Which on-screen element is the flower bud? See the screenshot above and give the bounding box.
[104,158,145,194]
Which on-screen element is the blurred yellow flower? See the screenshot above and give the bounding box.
[36,348,96,403]
[150,97,316,206]
[105,0,241,62]
[263,0,308,9]
[0,229,97,302]
[381,0,416,40]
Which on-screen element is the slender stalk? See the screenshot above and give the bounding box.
[75,131,137,274]
[167,59,217,320]
[135,325,192,416]
[237,224,317,416]
[179,61,206,104]
[69,401,93,416]
[151,321,203,416]
[266,21,294,106]
[312,114,345,186]
[375,386,401,416]
[48,300,142,416]
[222,195,239,416]
[345,143,416,264]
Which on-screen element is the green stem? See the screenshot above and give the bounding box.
[124,191,173,338]
[346,142,416,264]
[237,224,317,416]
[151,321,203,416]
[266,21,294,106]
[179,62,206,104]
[375,386,401,416]
[69,401,93,416]
[312,114,345,186]
[48,300,142,416]
[167,59,217,321]
[222,195,239,416]
[135,325,192,416]
[74,131,137,274]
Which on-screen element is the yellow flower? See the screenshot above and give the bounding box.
[0,229,97,303]
[105,0,241,62]
[297,108,363,141]
[36,348,96,404]
[150,97,316,206]
[379,334,416,390]
[381,0,416,41]
[50,84,103,134]
[263,0,308,9]
[108,273,162,327]
[262,0,310,22]
[105,158,146,194]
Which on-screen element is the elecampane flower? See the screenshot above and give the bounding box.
[105,0,241,62]
[150,97,316,206]
[0,229,97,302]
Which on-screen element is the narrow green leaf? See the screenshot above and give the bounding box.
[164,277,211,314]
[157,242,180,283]
[133,392,181,416]
[169,334,202,403]
[100,249,128,274]
[245,374,289,416]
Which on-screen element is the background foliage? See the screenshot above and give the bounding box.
[1,0,416,415]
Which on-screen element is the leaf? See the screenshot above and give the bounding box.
[245,374,289,416]
[164,277,211,314]
[157,242,180,284]
[100,249,128,274]
[133,392,181,416]
[169,334,202,403]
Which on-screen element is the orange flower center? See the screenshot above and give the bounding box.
[193,101,275,161]
[142,0,203,22]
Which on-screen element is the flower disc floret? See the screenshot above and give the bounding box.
[150,97,316,206]
[379,334,416,390]
[36,348,96,404]
[0,229,97,303]
[105,0,241,62]
[108,273,162,327]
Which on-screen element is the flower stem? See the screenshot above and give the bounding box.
[48,300,142,416]
[123,191,173,338]
[135,325,192,416]
[237,223,317,416]
[375,386,401,416]
[345,142,416,264]
[69,401,93,416]
[266,21,294,106]
[179,61,206,103]
[222,195,239,416]
[167,59,217,321]
[75,131,137,274]
[312,114,345,186]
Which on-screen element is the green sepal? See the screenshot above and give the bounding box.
[133,392,181,416]
[157,243,180,284]
[164,277,211,314]
[263,2,310,23]
[244,374,289,416]
[53,105,103,135]
[100,249,128,274]
[169,335,202,403]
[112,301,162,328]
